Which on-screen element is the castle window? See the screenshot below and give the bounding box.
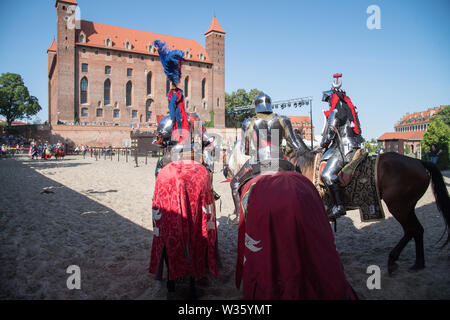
[96,109,103,117]
[82,63,88,72]
[129,55,133,59]
[184,76,189,98]
[82,48,86,53]
[127,68,133,77]
[185,49,191,59]
[80,77,88,104]
[125,41,131,50]
[126,81,132,106]
[201,78,206,99]
[105,66,111,74]
[198,52,204,61]
[107,52,111,56]
[105,37,112,47]
[186,100,189,110]
[104,79,111,105]
[79,33,85,43]
[95,50,98,55]
[147,72,152,95]
[203,101,207,110]
[132,110,137,118]
[217,97,219,107]
[166,79,170,95]
[81,108,88,117]
[113,109,120,118]
[147,44,155,54]
[146,99,152,122]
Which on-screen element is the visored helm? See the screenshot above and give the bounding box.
[322,90,333,103]
[254,93,273,113]
[152,115,173,146]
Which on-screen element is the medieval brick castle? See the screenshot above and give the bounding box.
[48,0,226,133]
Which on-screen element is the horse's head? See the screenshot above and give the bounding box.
[223,140,250,179]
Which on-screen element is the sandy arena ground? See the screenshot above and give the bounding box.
[0,154,449,300]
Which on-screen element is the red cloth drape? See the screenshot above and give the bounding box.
[149,160,219,280]
[236,171,356,300]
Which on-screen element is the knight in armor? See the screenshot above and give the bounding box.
[152,40,219,200]
[319,74,364,220]
[230,92,303,216]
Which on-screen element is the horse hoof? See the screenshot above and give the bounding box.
[388,262,398,276]
[408,264,425,273]
[167,280,175,292]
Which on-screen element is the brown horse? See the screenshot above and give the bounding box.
[288,134,450,275]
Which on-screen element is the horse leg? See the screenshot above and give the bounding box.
[387,209,425,275]
[188,276,197,300]
[163,248,175,293]
[408,214,425,272]
[388,233,412,276]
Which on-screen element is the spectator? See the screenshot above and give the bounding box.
[429,144,442,165]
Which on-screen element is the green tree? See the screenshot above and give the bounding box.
[0,73,41,127]
[433,105,450,127]
[225,88,262,128]
[422,116,450,169]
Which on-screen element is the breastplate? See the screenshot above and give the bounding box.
[247,115,284,162]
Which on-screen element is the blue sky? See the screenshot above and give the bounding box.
[0,0,449,140]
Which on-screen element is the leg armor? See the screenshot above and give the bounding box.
[320,154,346,219]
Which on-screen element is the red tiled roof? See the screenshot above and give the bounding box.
[77,20,211,63]
[47,39,57,53]
[378,131,425,141]
[394,106,446,128]
[205,16,226,35]
[287,116,313,128]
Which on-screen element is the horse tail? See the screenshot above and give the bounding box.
[421,160,450,247]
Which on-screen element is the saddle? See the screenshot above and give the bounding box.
[314,150,385,222]
[318,149,367,187]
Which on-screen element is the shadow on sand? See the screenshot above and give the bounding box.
[0,158,159,300]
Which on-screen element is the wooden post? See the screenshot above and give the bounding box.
[135,148,139,167]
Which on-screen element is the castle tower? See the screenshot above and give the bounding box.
[205,16,226,128]
[54,0,78,125]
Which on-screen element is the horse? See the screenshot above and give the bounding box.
[55,148,65,160]
[226,133,450,275]
[149,160,219,299]
[41,147,52,160]
[233,165,356,299]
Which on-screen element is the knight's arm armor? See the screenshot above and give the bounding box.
[241,118,251,156]
[280,115,302,153]
[320,109,340,150]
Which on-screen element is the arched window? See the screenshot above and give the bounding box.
[146,99,152,122]
[201,78,206,99]
[217,97,219,107]
[184,76,189,97]
[147,72,152,95]
[126,81,132,106]
[166,79,170,95]
[104,79,111,105]
[80,77,88,104]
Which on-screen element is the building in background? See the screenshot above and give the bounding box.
[287,115,315,145]
[377,106,446,158]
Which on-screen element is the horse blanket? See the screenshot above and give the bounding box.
[236,171,356,300]
[149,160,219,280]
[313,151,385,222]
